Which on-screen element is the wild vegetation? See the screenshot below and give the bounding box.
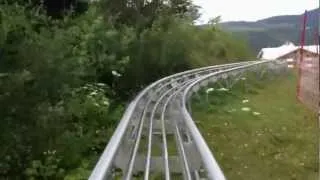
[192,71,317,179]
[0,0,253,179]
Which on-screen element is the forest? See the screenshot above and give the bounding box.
[0,0,253,179]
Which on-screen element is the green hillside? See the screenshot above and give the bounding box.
[219,8,319,53]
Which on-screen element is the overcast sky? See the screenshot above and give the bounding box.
[193,0,318,23]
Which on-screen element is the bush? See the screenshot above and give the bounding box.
[0,1,253,179]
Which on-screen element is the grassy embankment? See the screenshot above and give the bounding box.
[192,70,317,180]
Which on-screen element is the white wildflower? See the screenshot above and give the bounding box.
[218,88,229,91]
[112,70,122,77]
[241,77,246,80]
[242,99,249,103]
[241,107,251,111]
[206,88,214,93]
[90,91,98,96]
[253,112,261,116]
[103,100,109,106]
[97,83,105,86]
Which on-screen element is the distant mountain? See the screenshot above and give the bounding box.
[219,8,319,54]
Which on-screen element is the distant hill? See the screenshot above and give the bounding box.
[218,8,319,54]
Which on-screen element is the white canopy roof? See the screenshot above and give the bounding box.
[257,41,319,60]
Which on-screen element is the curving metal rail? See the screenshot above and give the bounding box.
[89,59,288,180]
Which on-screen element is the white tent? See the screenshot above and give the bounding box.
[257,41,319,60]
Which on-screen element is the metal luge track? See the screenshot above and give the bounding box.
[89,59,287,180]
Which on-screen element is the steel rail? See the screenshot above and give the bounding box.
[123,62,250,179]
[88,60,283,180]
[143,64,253,179]
[145,81,191,179]
[151,77,204,179]
[89,61,253,180]
[162,82,197,180]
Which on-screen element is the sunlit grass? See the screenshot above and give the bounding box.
[192,71,317,180]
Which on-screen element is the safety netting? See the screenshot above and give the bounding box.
[297,54,319,111]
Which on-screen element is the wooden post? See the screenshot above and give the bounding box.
[317,3,320,178]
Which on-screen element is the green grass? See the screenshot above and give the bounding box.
[192,71,317,180]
